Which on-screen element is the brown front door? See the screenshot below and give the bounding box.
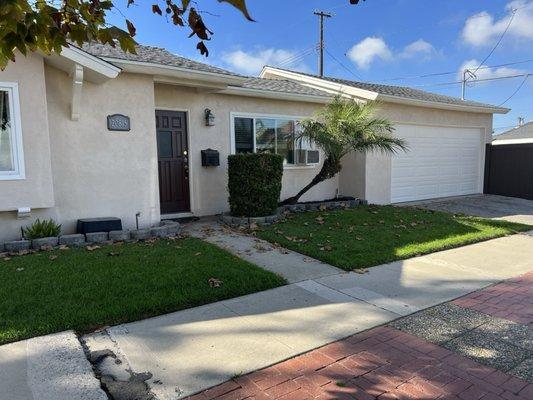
[156,110,190,214]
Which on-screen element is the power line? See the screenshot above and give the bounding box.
[380,59,533,83]
[324,48,363,80]
[411,72,533,89]
[276,46,316,68]
[498,75,530,106]
[472,8,517,74]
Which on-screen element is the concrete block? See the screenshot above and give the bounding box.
[5,240,31,252]
[162,221,180,235]
[249,216,266,225]
[130,229,152,240]
[59,234,85,246]
[85,232,109,244]
[109,230,130,241]
[220,214,233,225]
[150,226,169,238]
[32,237,59,250]
[265,215,278,224]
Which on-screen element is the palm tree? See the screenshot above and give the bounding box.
[281,96,407,205]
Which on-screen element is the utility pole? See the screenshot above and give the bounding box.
[314,10,332,77]
[461,69,477,100]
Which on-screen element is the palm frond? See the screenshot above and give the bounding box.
[298,96,407,160]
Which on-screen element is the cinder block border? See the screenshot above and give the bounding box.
[220,198,367,228]
[0,221,182,257]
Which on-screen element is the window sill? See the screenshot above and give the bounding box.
[0,173,25,181]
[283,164,318,170]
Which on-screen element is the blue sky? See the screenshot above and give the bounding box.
[109,0,533,132]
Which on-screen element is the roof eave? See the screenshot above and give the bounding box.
[101,57,247,86]
[492,138,533,145]
[262,66,509,114]
[220,86,332,104]
[44,45,121,84]
[376,93,510,114]
[260,66,378,100]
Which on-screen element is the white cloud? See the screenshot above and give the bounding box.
[457,59,524,80]
[400,39,435,59]
[462,0,533,46]
[347,37,392,69]
[221,48,308,75]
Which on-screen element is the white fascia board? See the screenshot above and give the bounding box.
[261,66,378,100]
[262,66,509,115]
[102,58,247,86]
[492,138,533,145]
[60,46,121,78]
[377,93,510,114]
[220,86,332,104]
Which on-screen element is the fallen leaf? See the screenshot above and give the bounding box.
[195,252,202,256]
[315,216,325,225]
[108,252,120,257]
[354,268,368,274]
[208,278,223,288]
[59,245,69,250]
[49,255,58,260]
[3,257,11,261]
[40,244,53,252]
[86,245,100,251]
[16,267,24,272]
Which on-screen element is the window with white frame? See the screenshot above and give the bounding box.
[233,115,316,165]
[0,83,24,180]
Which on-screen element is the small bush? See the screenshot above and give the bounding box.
[228,153,283,217]
[23,218,61,239]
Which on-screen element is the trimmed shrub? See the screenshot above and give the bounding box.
[23,218,61,239]
[228,153,283,217]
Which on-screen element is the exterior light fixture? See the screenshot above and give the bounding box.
[205,108,215,126]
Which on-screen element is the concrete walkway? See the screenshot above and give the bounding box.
[81,227,533,399]
[185,220,342,283]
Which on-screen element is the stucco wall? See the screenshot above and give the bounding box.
[154,84,339,216]
[44,67,160,234]
[361,103,494,204]
[0,53,55,211]
[0,53,56,242]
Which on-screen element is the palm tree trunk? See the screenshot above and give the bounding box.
[280,157,341,205]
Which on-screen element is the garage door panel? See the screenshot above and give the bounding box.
[391,125,483,203]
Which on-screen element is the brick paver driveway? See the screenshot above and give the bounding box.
[188,273,533,399]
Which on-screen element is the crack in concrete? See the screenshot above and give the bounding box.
[80,333,157,400]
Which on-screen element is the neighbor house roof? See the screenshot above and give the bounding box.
[493,122,533,142]
[260,66,509,114]
[80,42,243,78]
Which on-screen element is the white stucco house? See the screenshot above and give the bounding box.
[493,121,533,145]
[0,43,508,241]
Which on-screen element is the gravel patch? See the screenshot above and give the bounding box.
[509,357,533,382]
[390,313,462,345]
[443,329,530,372]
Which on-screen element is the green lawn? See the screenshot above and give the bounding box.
[0,237,286,345]
[257,205,531,271]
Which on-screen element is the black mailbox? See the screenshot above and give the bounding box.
[201,148,220,167]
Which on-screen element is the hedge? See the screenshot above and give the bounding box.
[228,153,284,217]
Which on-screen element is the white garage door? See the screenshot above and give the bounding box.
[391,124,484,203]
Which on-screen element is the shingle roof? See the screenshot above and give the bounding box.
[79,42,243,77]
[266,67,507,111]
[240,77,331,97]
[493,122,533,140]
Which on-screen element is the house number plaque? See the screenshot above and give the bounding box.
[107,114,131,131]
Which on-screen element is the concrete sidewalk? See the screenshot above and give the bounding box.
[0,331,107,400]
[82,228,533,399]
